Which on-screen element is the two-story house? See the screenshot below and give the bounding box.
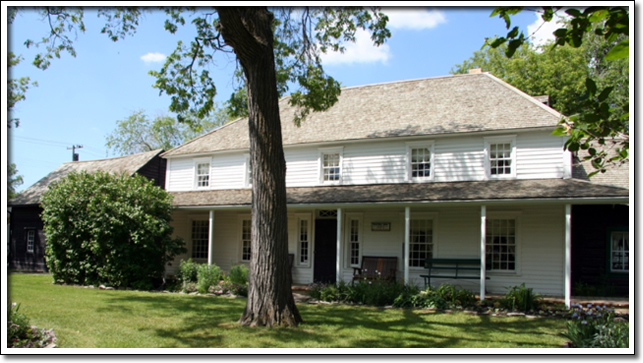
[8,149,166,271]
[161,72,629,305]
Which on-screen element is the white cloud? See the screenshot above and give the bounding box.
[319,9,446,66]
[382,8,447,30]
[140,52,166,64]
[320,29,391,66]
[527,10,570,49]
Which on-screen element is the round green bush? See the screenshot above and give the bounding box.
[41,171,186,289]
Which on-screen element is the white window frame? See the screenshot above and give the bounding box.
[238,215,252,263]
[190,220,209,261]
[318,147,343,185]
[610,230,629,273]
[344,213,363,268]
[296,214,312,267]
[194,157,212,189]
[408,212,438,270]
[26,229,35,254]
[245,154,252,188]
[484,135,517,179]
[406,141,435,182]
[485,211,522,274]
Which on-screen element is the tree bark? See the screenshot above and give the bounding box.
[216,7,302,327]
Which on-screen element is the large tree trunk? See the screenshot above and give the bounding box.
[217,7,302,327]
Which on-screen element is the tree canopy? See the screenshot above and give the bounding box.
[8,163,24,199]
[483,6,629,176]
[10,6,391,327]
[105,108,232,156]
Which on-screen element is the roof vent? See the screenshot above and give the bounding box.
[533,95,550,106]
[468,68,482,74]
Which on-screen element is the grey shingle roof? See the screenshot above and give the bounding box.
[162,73,563,157]
[169,179,628,208]
[572,146,630,190]
[9,149,164,206]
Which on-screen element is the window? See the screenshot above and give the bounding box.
[349,219,360,266]
[407,142,434,181]
[241,219,252,262]
[26,230,35,253]
[409,219,433,267]
[195,162,210,188]
[298,219,310,265]
[246,156,252,187]
[319,147,343,184]
[486,219,516,271]
[610,231,629,272]
[191,220,209,259]
[322,153,340,181]
[485,136,516,178]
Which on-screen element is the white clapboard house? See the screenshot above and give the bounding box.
[161,72,629,306]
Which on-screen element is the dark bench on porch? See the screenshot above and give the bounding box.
[353,256,398,282]
[420,258,489,288]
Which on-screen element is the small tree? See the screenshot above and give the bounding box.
[41,171,186,289]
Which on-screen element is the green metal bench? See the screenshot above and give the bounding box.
[420,258,489,288]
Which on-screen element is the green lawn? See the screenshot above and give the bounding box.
[8,273,568,348]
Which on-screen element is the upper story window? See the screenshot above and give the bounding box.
[194,158,211,188]
[485,136,516,179]
[407,142,434,181]
[245,155,252,188]
[319,147,343,184]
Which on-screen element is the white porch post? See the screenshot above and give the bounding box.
[208,210,214,266]
[404,207,410,285]
[480,205,487,301]
[565,204,572,309]
[336,208,342,283]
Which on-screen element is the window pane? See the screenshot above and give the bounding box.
[489,143,512,175]
[191,220,209,259]
[323,153,341,181]
[411,148,431,178]
[486,218,516,271]
[409,219,433,267]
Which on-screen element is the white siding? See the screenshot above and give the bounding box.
[284,148,319,187]
[167,157,195,191]
[516,131,565,179]
[211,154,245,189]
[433,137,486,182]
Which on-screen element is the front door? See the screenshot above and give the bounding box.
[314,219,337,283]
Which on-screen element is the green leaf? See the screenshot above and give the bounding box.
[604,39,629,60]
[585,78,597,97]
[551,127,568,136]
[597,87,613,102]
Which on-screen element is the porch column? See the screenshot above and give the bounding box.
[404,207,410,285]
[208,210,214,266]
[336,208,342,283]
[565,204,572,308]
[480,205,487,301]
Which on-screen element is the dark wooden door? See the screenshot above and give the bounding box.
[314,219,337,283]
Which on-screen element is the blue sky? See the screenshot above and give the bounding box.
[5,5,566,192]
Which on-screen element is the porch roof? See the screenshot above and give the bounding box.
[170,178,629,209]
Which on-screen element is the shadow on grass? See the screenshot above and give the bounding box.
[97,293,566,348]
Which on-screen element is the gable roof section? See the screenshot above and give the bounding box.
[162,73,563,157]
[9,149,164,206]
[169,179,628,208]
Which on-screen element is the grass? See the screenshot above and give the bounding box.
[8,273,569,348]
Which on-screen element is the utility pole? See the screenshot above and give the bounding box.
[67,145,83,161]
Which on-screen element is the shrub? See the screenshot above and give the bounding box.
[178,259,200,285]
[8,302,56,348]
[432,283,477,308]
[196,263,223,294]
[500,283,542,312]
[563,303,629,348]
[228,264,249,285]
[41,171,186,289]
